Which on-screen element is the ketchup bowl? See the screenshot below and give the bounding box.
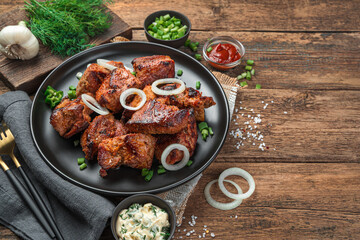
[202,36,245,71]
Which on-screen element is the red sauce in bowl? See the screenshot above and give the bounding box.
[206,43,241,64]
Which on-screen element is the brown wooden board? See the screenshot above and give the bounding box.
[112,0,360,32]
[0,7,132,94]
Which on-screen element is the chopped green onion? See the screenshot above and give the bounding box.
[184,39,191,47]
[177,69,183,76]
[186,160,193,167]
[141,168,149,177]
[202,134,207,141]
[194,42,199,47]
[163,14,170,21]
[195,54,202,61]
[201,129,209,137]
[144,170,154,182]
[67,90,76,100]
[196,81,201,89]
[246,71,252,80]
[198,121,208,131]
[240,81,248,87]
[76,72,83,80]
[237,75,244,80]
[206,46,213,52]
[251,69,255,75]
[73,139,80,147]
[256,84,262,89]
[79,163,87,170]
[245,65,252,71]
[157,168,166,174]
[189,42,197,52]
[246,60,254,65]
[69,85,76,90]
[77,158,85,165]
[149,14,187,41]
[241,72,247,78]
[208,127,214,136]
[131,71,136,76]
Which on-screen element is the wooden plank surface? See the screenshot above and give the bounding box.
[0,7,132,94]
[1,0,360,240]
[111,0,360,32]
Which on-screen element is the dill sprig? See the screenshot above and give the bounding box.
[24,0,113,57]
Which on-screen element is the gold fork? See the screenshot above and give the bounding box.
[0,121,63,240]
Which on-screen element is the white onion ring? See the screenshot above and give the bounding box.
[81,94,110,115]
[119,88,147,111]
[124,65,133,72]
[218,167,255,200]
[151,78,186,96]
[96,59,118,71]
[204,180,243,210]
[161,144,190,171]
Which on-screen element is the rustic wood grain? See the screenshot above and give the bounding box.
[176,162,360,239]
[110,0,360,32]
[0,7,132,94]
[220,89,360,162]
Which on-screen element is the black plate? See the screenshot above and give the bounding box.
[30,41,230,196]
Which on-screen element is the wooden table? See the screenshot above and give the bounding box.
[1,1,360,239]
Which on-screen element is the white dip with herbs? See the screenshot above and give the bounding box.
[116,203,170,240]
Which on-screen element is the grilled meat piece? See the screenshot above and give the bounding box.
[163,84,216,122]
[50,96,93,139]
[76,61,123,97]
[97,133,156,177]
[96,67,142,113]
[155,109,197,164]
[121,85,157,121]
[80,114,127,160]
[132,55,175,87]
[125,99,190,134]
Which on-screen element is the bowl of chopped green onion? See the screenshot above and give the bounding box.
[144,10,191,48]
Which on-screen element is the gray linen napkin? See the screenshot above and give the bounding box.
[0,91,115,240]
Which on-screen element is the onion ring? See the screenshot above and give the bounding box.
[119,88,147,111]
[204,180,243,210]
[81,94,109,115]
[218,167,255,200]
[151,78,186,95]
[96,59,118,71]
[124,65,133,72]
[161,144,190,171]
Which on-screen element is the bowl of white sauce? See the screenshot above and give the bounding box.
[111,194,176,240]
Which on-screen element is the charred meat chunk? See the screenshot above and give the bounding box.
[96,67,142,113]
[155,109,197,164]
[80,114,127,160]
[125,99,190,134]
[121,85,157,121]
[76,61,123,97]
[50,96,93,139]
[76,63,110,97]
[132,55,175,87]
[97,133,156,177]
[164,84,216,122]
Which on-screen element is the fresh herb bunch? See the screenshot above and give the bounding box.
[24,0,113,57]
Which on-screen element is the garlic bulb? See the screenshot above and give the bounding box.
[0,21,39,60]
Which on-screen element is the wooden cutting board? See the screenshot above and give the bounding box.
[0,7,132,94]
